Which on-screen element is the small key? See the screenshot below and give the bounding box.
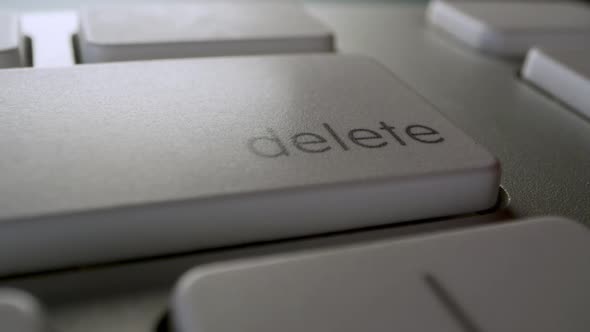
[0,289,48,332]
[0,11,25,68]
[0,55,499,275]
[78,3,334,63]
[522,48,590,116]
[427,1,590,57]
[172,216,590,332]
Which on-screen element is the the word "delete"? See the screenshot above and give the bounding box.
[247,121,445,158]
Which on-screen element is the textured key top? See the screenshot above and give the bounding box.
[0,12,25,68]
[0,55,499,274]
[0,289,48,332]
[523,48,590,115]
[427,1,590,57]
[172,216,590,332]
[78,3,334,63]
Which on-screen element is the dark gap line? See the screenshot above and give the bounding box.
[423,273,483,332]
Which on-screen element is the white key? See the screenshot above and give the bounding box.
[427,1,590,57]
[0,55,499,275]
[78,3,334,63]
[172,216,590,332]
[0,11,25,68]
[522,48,590,116]
[0,289,48,332]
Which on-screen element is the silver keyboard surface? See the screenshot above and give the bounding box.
[1,1,589,332]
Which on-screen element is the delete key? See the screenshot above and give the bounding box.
[0,54,500,274]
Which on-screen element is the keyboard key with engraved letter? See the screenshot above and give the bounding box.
[0,55,500,274]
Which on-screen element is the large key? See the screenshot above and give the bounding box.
[0,55,499,274]
[77,3,334,63]
[172,217,590,332]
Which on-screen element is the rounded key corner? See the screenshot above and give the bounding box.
[482,152,501,169]
[77,11,96,42]
[469,147,501,178]
[533,215,590,233]
[170,265,228,327]
[170,270,205,315]
[173,265,225,300]
[521,48,541,78]
[0,288,43,312]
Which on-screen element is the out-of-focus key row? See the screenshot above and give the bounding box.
[427,0,590,118]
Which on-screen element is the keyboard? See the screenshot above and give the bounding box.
[0,1,589,331]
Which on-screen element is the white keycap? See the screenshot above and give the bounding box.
[427,1,590,57]
[78,3,334,63]
[522,48,590,116]
[0,289,48,332]
[0,55,499,275]
[172,216,590,332]
[0,12,25,68]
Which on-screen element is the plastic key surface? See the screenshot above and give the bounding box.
[172,216,590,332]
[522,48,590,116]
[78,3,334,63]
[0,55,499,275]
[427,1,590,57]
